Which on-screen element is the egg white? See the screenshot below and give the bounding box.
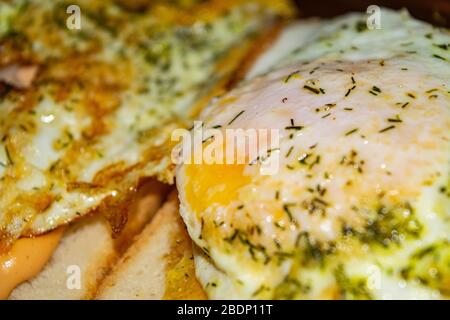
[177,9,450,299]
[0,0,287,243]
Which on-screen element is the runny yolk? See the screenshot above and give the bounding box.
[0,228,64,299]
[184,163,251,214]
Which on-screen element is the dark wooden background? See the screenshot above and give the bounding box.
[294,0,450,27]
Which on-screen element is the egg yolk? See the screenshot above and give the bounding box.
[184,163,250,214]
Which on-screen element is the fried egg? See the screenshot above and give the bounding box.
[0,0,291,249]
[177,9,450,299]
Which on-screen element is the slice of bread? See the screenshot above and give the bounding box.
[95,191,206,300]
[9,180,169,300]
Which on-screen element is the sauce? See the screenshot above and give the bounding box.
[0,228,63,299]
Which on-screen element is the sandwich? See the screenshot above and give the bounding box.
[2,3,448,300]
[0,0,293,299]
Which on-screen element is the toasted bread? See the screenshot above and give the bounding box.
[9,180,169,300]
[95,191,206,300]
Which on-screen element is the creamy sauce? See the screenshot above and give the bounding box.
[0,228,63,299]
